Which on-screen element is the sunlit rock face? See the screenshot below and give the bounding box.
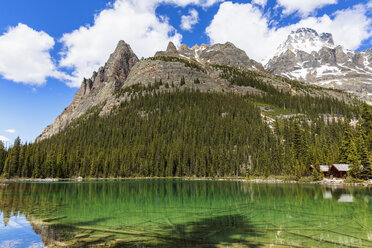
[35,40,269,142]
[36,38,354,142]
[266,28,372,103]
[157,41,265,71]
[36,41,139,142]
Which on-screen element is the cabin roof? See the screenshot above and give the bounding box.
[331,164,350,172]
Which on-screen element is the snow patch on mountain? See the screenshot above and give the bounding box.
[265,27,372,103]
[274,28,336,57]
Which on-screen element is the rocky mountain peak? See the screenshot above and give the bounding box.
[166,41,178,54]
[103,40,139,85]
[290,28,334,45]
[155,41,264,71]
[36,38,357,143]
[191,44,200,50]
[276,27,336,56]
[266,28,372,103]
[36,40,139,142]
[178,44,191,52]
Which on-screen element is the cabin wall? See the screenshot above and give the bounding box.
[329,167,347,178]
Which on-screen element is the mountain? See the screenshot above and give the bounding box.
[36,41,139,141]
[37,40,351,142]
[3,39,370,180]
[265,28,372,103]
[155,41,265,71]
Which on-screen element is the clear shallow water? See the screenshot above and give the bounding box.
[0,180,371,247]
[0,213,44,248]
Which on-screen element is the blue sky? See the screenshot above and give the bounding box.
[0,0,371,144]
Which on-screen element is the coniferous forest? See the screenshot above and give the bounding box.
[0,85,371,180]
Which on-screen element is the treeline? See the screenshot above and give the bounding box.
[338,104,372,178]
[213,64,358,119]
[0,90,370,179]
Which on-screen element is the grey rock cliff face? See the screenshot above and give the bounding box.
[36,41,139,142]
[37,40,352,142]
[266,27,372,103]
[156,42,265,71]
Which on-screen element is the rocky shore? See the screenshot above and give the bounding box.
[1,177,371,187]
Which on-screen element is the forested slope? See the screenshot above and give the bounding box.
[1,87,370,179]
[1,40,371,180]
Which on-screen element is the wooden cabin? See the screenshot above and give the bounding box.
[329,164,350,178]
[308,165,329,177]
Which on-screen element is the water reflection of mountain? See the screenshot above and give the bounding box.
[0,181,370,247]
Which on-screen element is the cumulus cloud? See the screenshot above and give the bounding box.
[0,136,9,143]
[59,0,222,87]
[251,0,267,8]
[0,23,69,86]
[290,4,372,50]
[277,0,337,16]
[206,2,372,62]
[0,0,221,88]
[181,9,199,31]
[59,0,181,87]
[5,129,16,134]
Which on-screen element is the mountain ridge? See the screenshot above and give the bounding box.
[265,27,372,103]
[36,37,357,142]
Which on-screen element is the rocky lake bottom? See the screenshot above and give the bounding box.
[0,180,371,247]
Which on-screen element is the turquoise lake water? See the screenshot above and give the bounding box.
[0,180,371,247]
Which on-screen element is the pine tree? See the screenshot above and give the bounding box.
[312,165,323,181]
[180,76,185,86]
[0,142,6,175]
[339,122,353,163]
[2,137,21,178]
[348,141,362,178]
[0,89,362,179]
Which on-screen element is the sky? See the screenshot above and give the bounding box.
[0,0,371,145]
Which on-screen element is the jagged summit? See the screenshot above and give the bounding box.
[275,28,336,57]
[156,41,265,71]
[104,40,139,87]
[36,40,139,142]
[37,39,353,142]
[178,44,190,52]
[166,41,178,54]
[291,28,334,45]
[266,28,372,103]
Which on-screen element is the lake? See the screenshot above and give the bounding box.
[0,180,371,247]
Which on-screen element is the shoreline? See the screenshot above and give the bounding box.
[1,177,371,187]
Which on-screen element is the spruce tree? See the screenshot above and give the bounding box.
[0,142,6,175]
[348,141,362,178]
[180,76,185,86]
[339,123,353,163]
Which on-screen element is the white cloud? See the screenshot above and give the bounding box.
[206,2,372,62]
[0,136,9,143]
[59,0,221,87]
[5,129,15,134]
[251,0,267,8]
[277,0,337,16]
[207,2,280,61]
[181,9,199,31]
[289,4,372,50]
[0,23,69,86]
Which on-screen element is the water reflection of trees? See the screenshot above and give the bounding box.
[0,181,371,247]
[109,214,263,247]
